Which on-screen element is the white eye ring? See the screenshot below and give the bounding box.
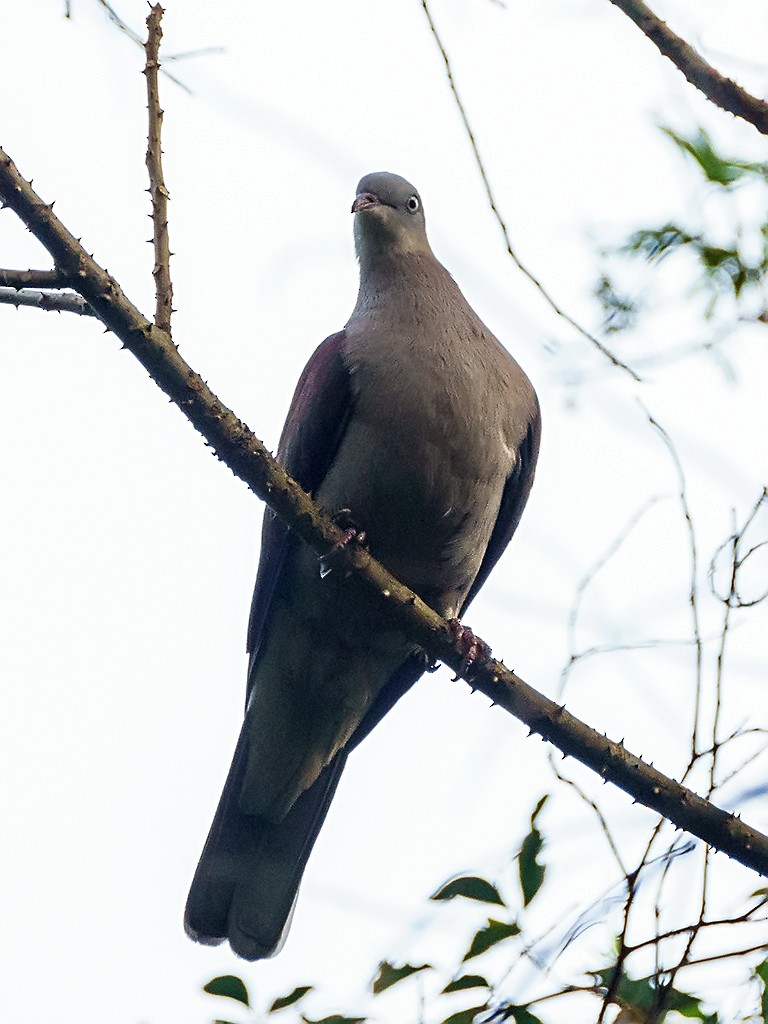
[406,195,420,214]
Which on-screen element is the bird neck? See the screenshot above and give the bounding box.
[353,249,442,314]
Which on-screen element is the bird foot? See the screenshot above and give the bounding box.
[319,509,368,578]
[447,618,491,680]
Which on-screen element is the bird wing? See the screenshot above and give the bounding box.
[461,408,541,614]
[246,326,427,742]
[245,330,354,692]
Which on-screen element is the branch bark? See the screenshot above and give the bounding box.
[2,145,768,878]
[608,0,768,135]
[143,4,173,333]
[0,268,64,288]
[0,286,94,315]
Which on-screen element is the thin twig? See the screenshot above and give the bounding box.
[678,941,768,968]
[419,0,641,381]
[144,4,173,335]
[646,413,704,759]
[607,0,768,136]
[625,908,768,955]
[3,148,768,879]
[598,868,637,1023]
[93,0,191,92]
[549,755,628,877]
[559,493,664,697]
[0,287,94,316]
[527,984,600,1008]
[717,739,768,792]
[707,491,768,792]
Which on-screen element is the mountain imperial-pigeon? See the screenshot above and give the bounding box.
[185,171,541,959]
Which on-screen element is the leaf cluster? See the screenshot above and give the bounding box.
[595,125,768,337]
[198,796,768,1023]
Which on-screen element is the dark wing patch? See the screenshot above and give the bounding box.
[461,409,541,614]
[246,332,354,687]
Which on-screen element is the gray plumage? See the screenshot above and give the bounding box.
[185,172,540,959]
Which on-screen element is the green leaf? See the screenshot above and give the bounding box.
[756,959,768,1022]
[462,918,520,961]
[624,224,696,262]
[431,875,506,906]
[595,967,654,1012]
[203,975,250,1007]
[519,796,548,907]
[302,1017,366,1024]
[503,1007,546,1024]
[441,975,489,994]
[372,961,431,994]
[595,967,718,1022]
[661,125,766,186]
[438,1005,488,1024]
[270,986,314,1012]
[666,988,719,1022]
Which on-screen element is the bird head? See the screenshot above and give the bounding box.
[352,172,430,261]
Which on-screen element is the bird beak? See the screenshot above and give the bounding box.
[351,191,380,214]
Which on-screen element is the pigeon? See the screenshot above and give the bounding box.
[185,171,540,959]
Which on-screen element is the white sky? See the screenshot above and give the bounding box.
[1,1,767,1022]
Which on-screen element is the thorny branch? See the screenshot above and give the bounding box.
[0,268,63,288]
[418,0,641,382]
[144,4,173,335]
[4,145,768,877]
[608,0,768,136]
[3,14,768,889]
[0,286,94,316]
[0,267,95,315]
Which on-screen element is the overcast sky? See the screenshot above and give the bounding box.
[1,2,767,1022]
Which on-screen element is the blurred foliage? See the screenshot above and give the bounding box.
[372,961,431,994]
[660,126,766,187]
[204,974,250,1007]
[431,876,506,906]
[518,795,547,907]
[594,966,719,1023]
[269,987,314,1013]
[595,125,768,338]
[197,796,767,1024]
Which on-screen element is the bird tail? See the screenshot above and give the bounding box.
[184,726,347,960]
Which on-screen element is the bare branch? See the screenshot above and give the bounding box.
[144,4,173,334]
[625,908,768,956]
[677,941,768,968]
[549,755,628,876]
[560,493,664,698]
[0,286,94,316]
[0,268,64,288]
[647,413,704,758]
[419,0,641,381]
[93,0,191,92]
[607,0,768,135]
[2,145,768,877]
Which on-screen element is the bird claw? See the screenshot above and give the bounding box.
[319,509,368,578]
[447,618,491,680]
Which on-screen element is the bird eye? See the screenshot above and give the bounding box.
[406,195,420,214]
